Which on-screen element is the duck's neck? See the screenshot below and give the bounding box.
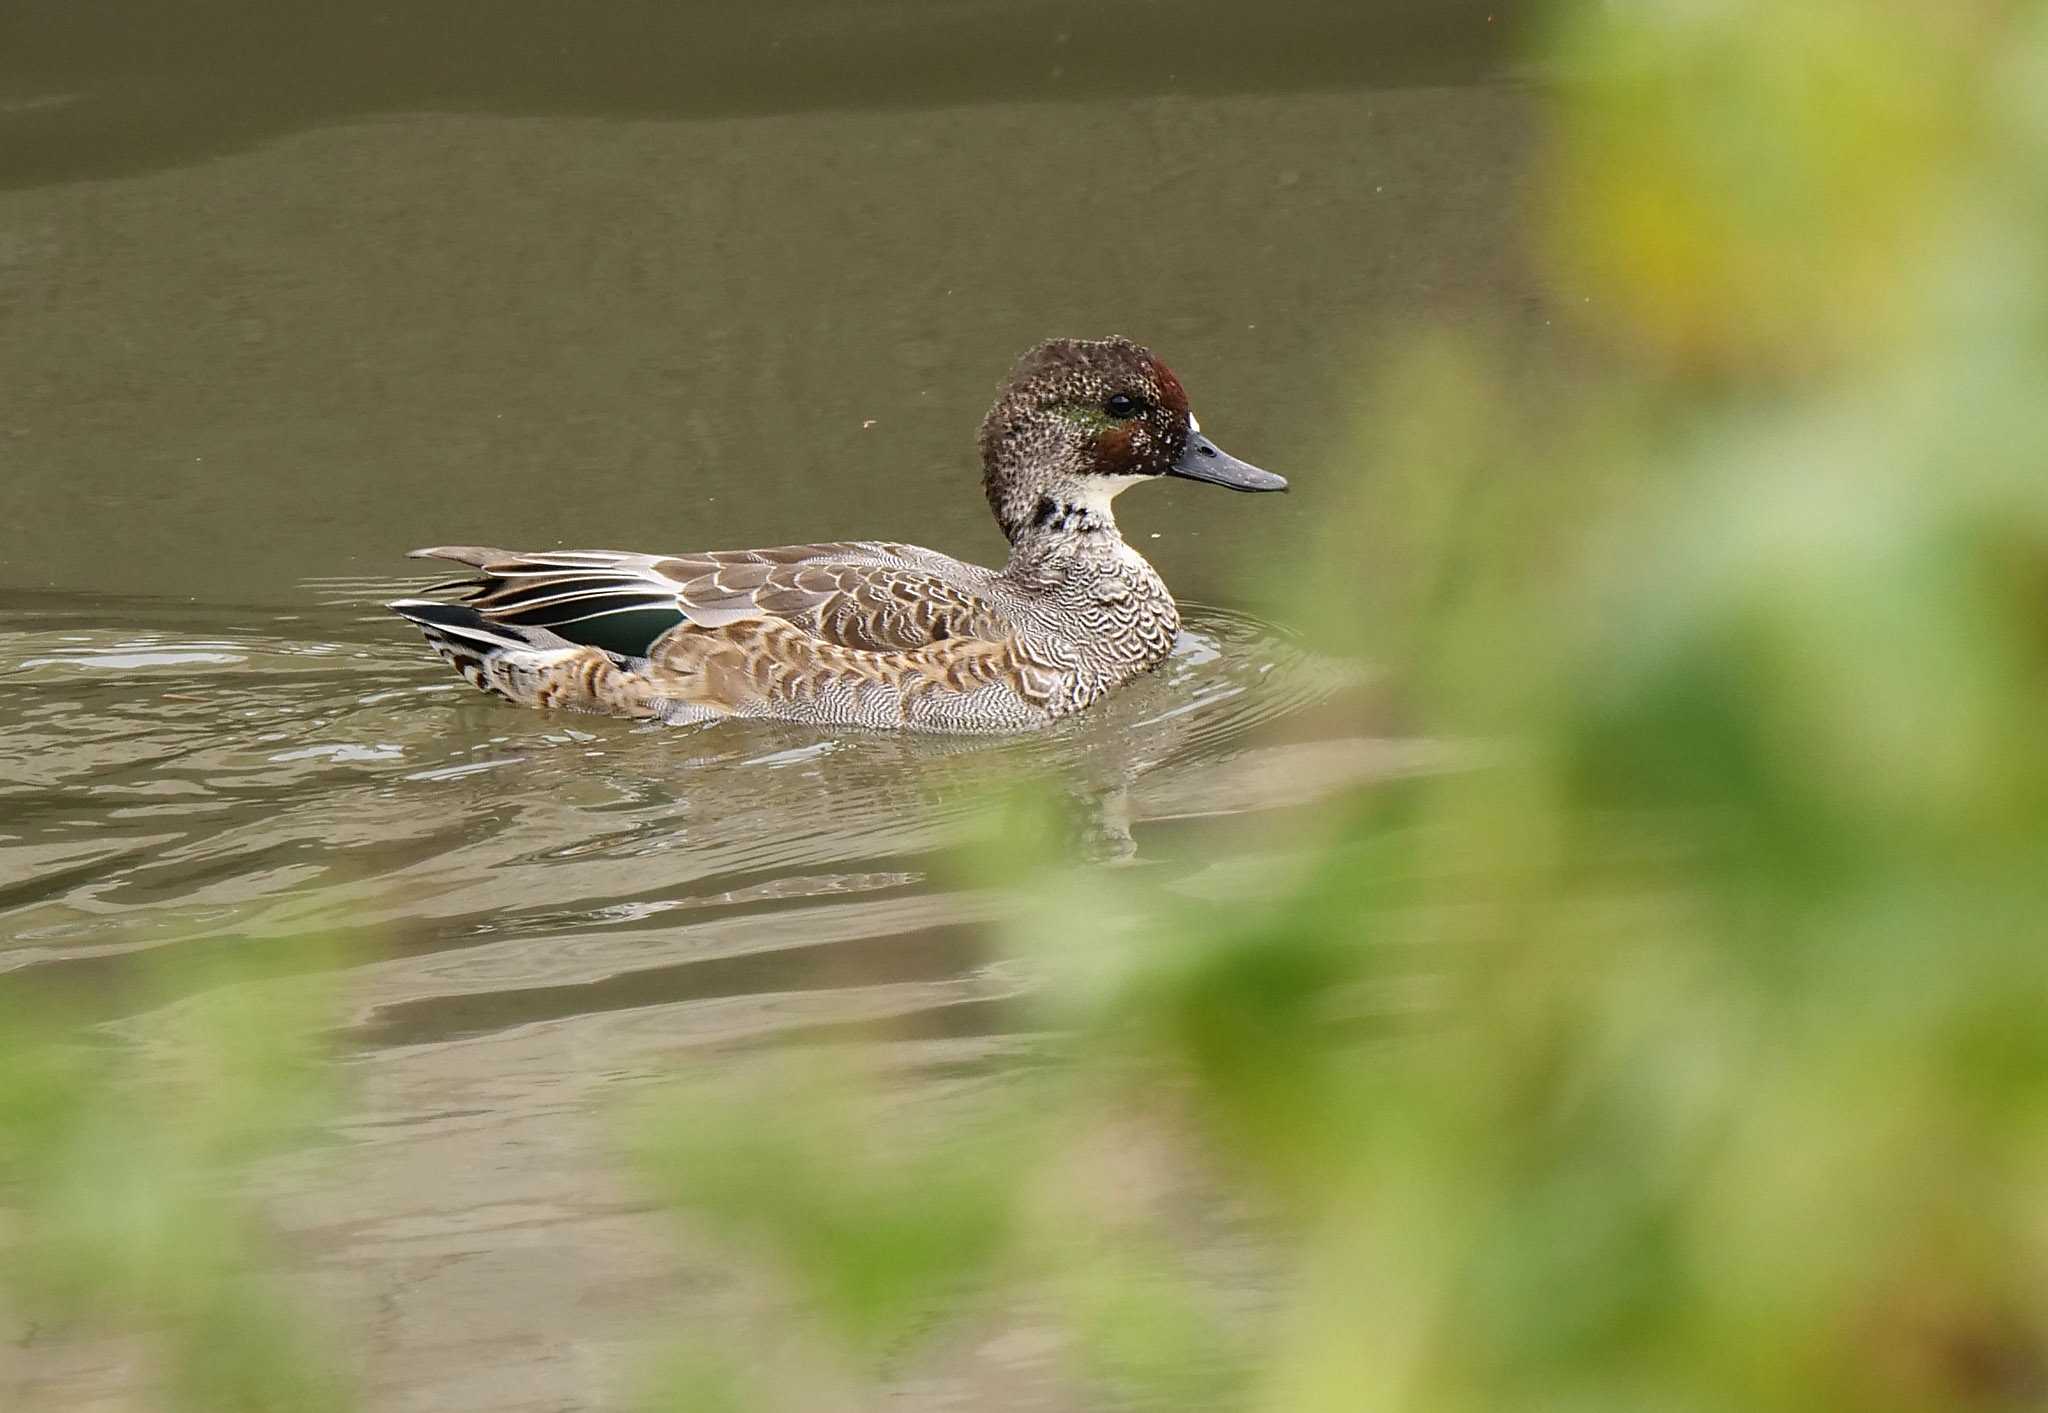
[997,474,1141,570]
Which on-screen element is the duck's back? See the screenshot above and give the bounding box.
[410,539,1013,660]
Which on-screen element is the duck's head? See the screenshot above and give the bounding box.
[978,336,1287,543]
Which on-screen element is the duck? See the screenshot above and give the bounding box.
[388,336,1288,733]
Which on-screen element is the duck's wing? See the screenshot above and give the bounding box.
[406,542,1006,658]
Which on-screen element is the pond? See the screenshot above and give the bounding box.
[1,2,1546,1405]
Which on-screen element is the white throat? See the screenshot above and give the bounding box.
[1017,473,1148,541]
[1061,474,1147,517]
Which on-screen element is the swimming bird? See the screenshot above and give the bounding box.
[389,336,1287,732]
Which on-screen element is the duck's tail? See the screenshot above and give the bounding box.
[388,598,668,718]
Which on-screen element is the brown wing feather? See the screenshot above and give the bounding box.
[408,542,1006,654]
[647,617,1054,723]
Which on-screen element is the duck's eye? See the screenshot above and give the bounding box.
[1104,392,1143,420]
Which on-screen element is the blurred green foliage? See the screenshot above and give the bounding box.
[632,1061,1031,1357]
[0,949,351,1412]
[633,1,2048,1409]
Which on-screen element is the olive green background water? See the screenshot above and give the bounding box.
[2,3,1555,1406]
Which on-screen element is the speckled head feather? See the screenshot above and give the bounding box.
[978,336,1196,540]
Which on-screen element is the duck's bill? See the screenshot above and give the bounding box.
[1167,431,1289,492]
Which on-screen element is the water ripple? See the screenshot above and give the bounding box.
[0,585,1406,1047]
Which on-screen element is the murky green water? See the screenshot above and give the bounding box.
[3,2,1546,1404]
